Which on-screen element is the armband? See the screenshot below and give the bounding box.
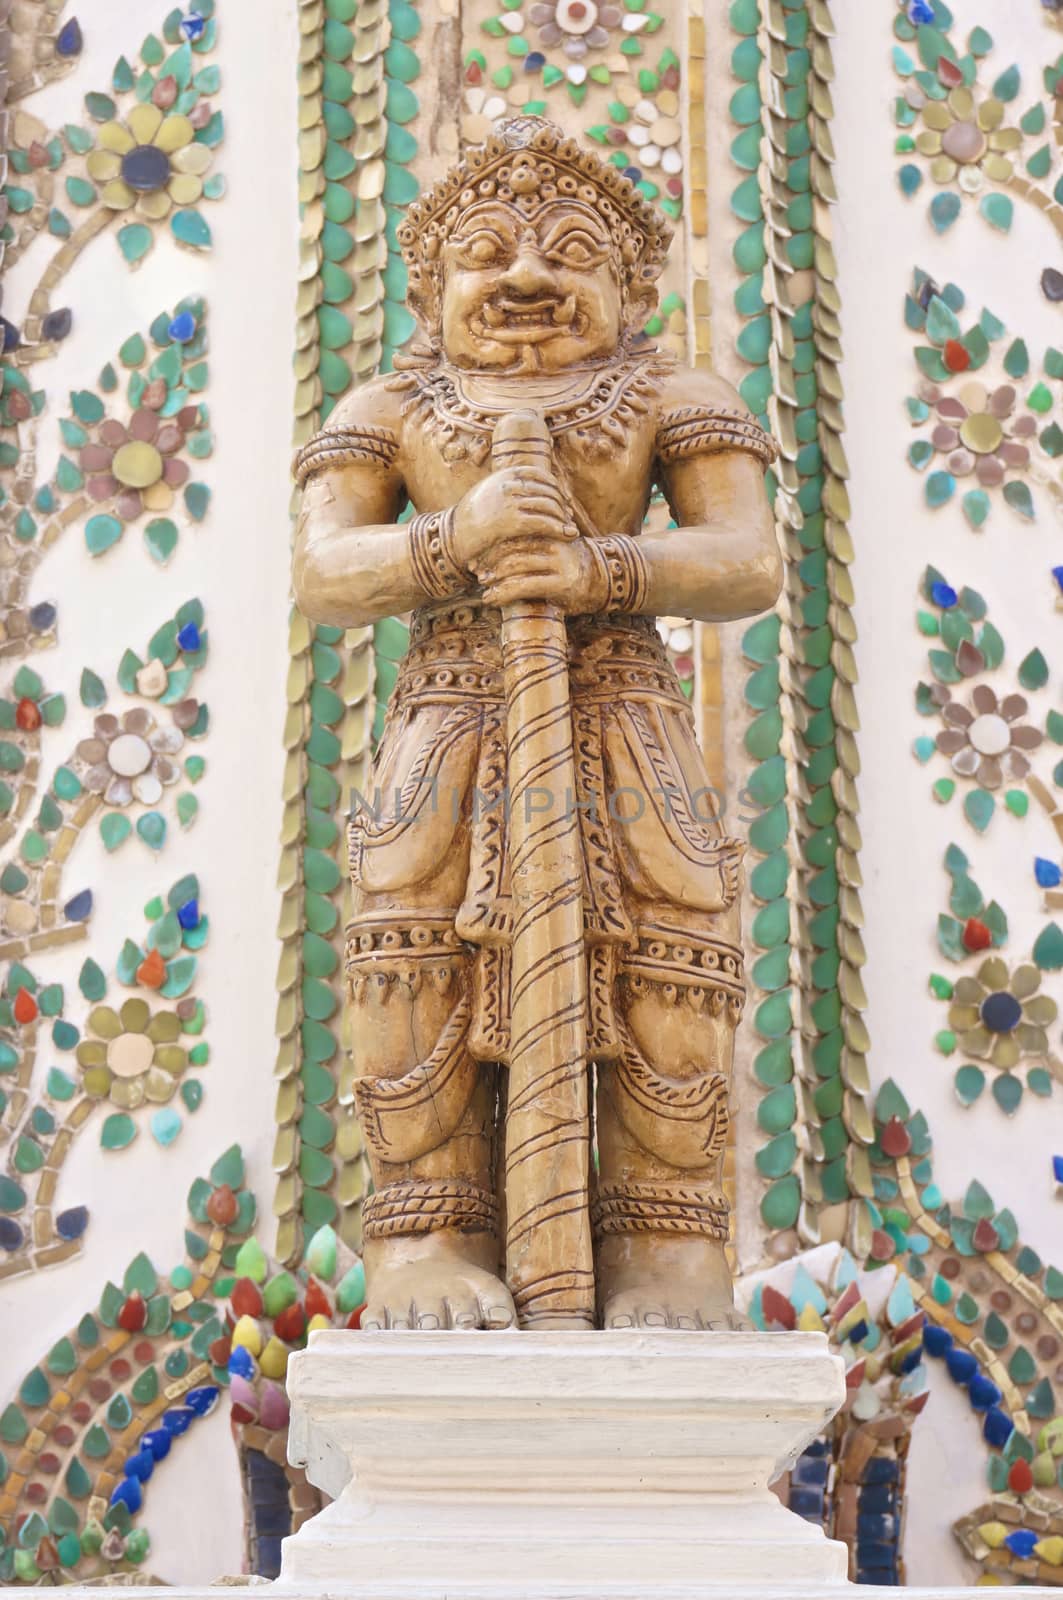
[657,406,778,468]
[293,423,400,487]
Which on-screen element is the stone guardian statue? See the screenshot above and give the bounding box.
[293,117,781,1334]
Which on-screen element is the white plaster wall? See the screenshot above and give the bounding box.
[833,1,1063,1587]
[2,0,299,1581]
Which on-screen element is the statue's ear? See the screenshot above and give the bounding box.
[407,264,442,339]
[623,279,659,336]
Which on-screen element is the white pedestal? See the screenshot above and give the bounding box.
[278,1329,850,1597]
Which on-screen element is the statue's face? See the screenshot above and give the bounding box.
[440,198,623,372]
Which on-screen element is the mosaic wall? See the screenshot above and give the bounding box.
[733,0,1063,1584]
[2,0,1063,1587]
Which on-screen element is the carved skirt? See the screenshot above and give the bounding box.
[345,602,746,1069]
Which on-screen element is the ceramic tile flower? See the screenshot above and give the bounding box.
[76,996,188,1111]
[894,5,1063,279]
[76,709,183,807]
[947,957,1057,1070]
[10,298,216,567]
[903,274,1060,527]
[87,104,212,220]
[918,381,1035,488]
[934,684,1042,789]
[589,91,683,180]
[80,405,195,520]
[912,86,1020,194]
[528,0,623,56]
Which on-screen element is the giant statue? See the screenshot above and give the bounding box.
[293,117,781,1335]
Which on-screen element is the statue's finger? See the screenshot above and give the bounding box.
[514,466,562,492]
[512,476,568,513]
[491,553,556,578]
[515,497,570,525]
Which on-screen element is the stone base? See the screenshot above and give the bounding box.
[277,1329,850,1596]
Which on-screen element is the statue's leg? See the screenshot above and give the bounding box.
[594,913,747,1330]
[348,923,514,1330]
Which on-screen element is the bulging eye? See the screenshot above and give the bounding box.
[458,231,506,266]
[551,230,607,267]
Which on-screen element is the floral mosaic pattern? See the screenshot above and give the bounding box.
[1,298,212,612]
[913,568,1057,833]
[463,24,683,218]
[927,844,1063,1116]
[463,0,688,339]
[1,0,216,1315]
[1,599,208,953]
[904,271,1062,527]
[2,4,223,350]
[892,1,1063,301]
[1,866,210,1278]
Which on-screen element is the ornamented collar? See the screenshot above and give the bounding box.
[385,349,673,466]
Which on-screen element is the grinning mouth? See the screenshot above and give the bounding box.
[473,294,583,341]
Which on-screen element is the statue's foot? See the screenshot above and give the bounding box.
[597,1233,752,1331]
[361,1233,516,1331]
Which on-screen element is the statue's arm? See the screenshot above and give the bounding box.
[639,371,783,625]
[292,385,575,628]
[293,472,435,629]
[291,386,435,628]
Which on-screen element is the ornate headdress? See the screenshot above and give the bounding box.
[397,117,673,335]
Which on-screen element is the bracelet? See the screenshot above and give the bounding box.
[587,534,649,614]
[591,1182,730,1242]
[362,1179,499,1241]
[408,507,468,601]
[657,406,778,468]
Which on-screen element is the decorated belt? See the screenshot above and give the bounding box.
[392,602,690,709]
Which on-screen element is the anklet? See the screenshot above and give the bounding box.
[591,1181,730,1241]
[363,1178,499,1240]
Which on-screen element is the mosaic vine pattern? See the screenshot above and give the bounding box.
[0,1156,366,1585]
[0,1148,252,1583]
[0,4,231,1578]
[870,1083,1063,1578]
[729,0,874,1250]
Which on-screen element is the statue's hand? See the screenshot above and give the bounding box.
[452,467,577,568]
[475,536,608,613]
